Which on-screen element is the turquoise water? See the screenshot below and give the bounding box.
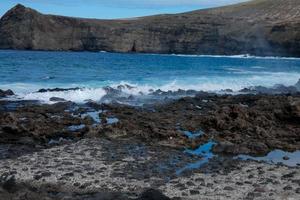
[176,141,216,175]
[236,150,300,167]
[182,130,205,139]
[0,50,300,103]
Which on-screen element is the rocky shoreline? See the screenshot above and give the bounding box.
[0,89,300,199]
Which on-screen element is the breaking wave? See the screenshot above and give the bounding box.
[168,54,300,60]
[2,72,299,104]
[1,51,299,104]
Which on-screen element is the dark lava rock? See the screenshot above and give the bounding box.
[239,82,300,94]
[283,185,293,191]
[0,89,14,98]
[295,79,300,90]
[186,181,195,186]
[254,187,266,193]
[223,186,234,191]
[40,172,52,177]
[221,89,234,93]
[0,101,85,145]
[37,87,80,93]
[189,190,200,195]
[33,174,43,180]
[213,141,237,155]
[1,90,300,158]
[0,175,16,193]
[292,179,300,186]
[239,88,254,93]
[49,97,66,102]
[73,182,80,187]
[283,156,290,160]
[95,93,300,156]
[117,84,135,91]
[137,189,170,200]
[246,192,262,199]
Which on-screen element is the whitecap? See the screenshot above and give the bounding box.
[21,88,107,104]
[165,53,300,60]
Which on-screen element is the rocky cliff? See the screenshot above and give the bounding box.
[0,0,300,56]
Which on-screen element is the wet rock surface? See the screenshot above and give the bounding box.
[37,87,81,93]
[102,93,300,156]
[1,92,300,199]
[1,92,300,156]
[0,101,85,145]
[0,89,14,98]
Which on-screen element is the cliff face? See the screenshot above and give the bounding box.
[0,0,300,56]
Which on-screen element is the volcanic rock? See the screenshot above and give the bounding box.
[138,189,171,200]
[37,87,80,93]
[295,79,300,90]
[0,89,14,98]
[49,97,67,102]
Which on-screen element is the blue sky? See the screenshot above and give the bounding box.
[0,0,249,19]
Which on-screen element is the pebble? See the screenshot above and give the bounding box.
[189,190,200,195]
[283,185,293,191]
[224,186,234,191]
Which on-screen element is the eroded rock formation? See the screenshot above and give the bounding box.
[0,0,300,56]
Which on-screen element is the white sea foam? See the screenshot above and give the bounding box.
[2,71,299,104]
[110,73,299,95]
[250,66,265,69]
[21,88,107,104]
[224,67,245,72]
[166,54,300,60]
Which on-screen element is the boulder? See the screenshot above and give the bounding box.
[0,89,14,98]
[137,189,171,200]
[213,141,238,155]
[295,79,300,91]
[37,87,80,93]
[49,97,66,102]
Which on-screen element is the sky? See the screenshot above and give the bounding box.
[0,0,249,19]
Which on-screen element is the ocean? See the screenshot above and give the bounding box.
[1,50,300,103]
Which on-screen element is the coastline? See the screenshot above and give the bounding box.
[1,0,300,198]
[2,49,300,60]
[1,51,300,105]
[2,1,300,57]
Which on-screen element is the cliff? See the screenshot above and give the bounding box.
[0,0,300,56]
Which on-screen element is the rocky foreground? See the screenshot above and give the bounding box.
[0,138,300,200]
[1,0,300,56]
[0,90,300,199]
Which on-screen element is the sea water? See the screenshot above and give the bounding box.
[0,50,300,103]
